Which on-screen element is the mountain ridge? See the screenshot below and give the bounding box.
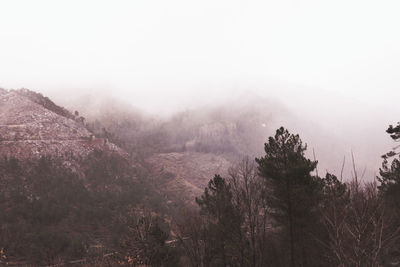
[0,89,124,161]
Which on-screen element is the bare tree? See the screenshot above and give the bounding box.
[228,157,270,267]
[176,158,274,267]
[320,172,400,266]
[176,210,211,267]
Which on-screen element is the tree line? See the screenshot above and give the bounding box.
[176,126,400,267]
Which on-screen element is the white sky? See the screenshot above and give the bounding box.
[0,0,399,177]
[1,0,399,110]
[0,0,399,126]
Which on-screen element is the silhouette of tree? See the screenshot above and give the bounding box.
[256,127,322,267]
[195,175,242,267]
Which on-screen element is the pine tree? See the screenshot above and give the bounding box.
[196,175,242,267]
[378,122,400,215]
[256,127,322,267]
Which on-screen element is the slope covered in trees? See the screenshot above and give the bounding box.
[2,89,400,266]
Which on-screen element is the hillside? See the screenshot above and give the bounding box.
[147,152,231,208]
[0,89,123,161]
[0,89,178,265]
[1,88,397,266]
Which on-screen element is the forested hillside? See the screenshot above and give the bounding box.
[0,89,178,266]
[1,89,400,266]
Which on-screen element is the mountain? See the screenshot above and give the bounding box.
[0,89,124,161]
[0,89,172,265]
[1,88,391,265]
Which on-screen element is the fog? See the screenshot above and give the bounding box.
[1,0,399,179]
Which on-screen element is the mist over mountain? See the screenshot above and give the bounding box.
[1,86,392,212]
[52,88,392,181]
[2,1,400,264]
[0,84,398,265]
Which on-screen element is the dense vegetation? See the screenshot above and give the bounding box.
[0,151,178,266]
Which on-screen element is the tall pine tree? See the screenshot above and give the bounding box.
[256,127,322,267]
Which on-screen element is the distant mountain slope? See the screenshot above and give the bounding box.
[0,89,123,160]
[147,152,231,207]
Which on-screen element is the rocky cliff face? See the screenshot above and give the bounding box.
[0,89,123,160]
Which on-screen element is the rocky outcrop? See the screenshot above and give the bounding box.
[0,89,124,160]
[14,88,76,120]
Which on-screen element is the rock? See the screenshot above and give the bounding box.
[0,89,126,162]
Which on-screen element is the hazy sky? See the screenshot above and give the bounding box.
[1,0,399,111]
[1,0,399,177]
[0,1,399,132]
